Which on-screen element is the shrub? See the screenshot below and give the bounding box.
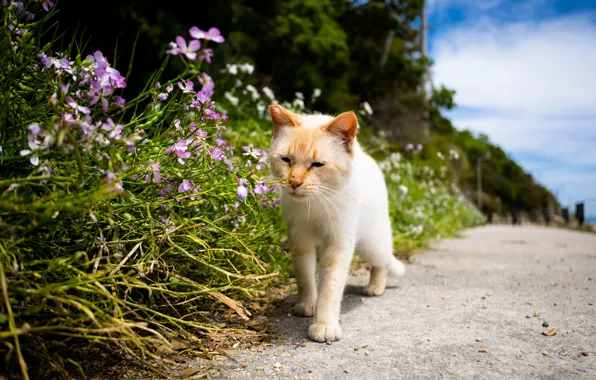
[1,2,286,377]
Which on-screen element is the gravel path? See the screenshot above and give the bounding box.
[178,226,596,379]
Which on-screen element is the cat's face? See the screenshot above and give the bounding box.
[268,105,358,201]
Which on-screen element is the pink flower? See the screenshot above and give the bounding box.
[168,36,201,60]
[178,180,192,193]
[178,79,195,93]
[65,96,90,116]
[189,27,225,43]
[199,73,214,98]
[237,185,247,201]
[199,49,213,63]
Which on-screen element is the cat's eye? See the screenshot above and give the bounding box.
[281,156,291,163]
[310,162,325,168]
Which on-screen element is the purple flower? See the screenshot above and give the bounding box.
[157,93,168,101]
[41,0,55,12]
[178,180,192,193]
[209,147,225,162]
[114,96,126,109]
[237,185,247,201]
[168,36,201,60]
[60,82,70,94]
[166,84,174,93]
[146,162,161,184]
[216,137,227,147]
[159,184,173,197]
[196,90,209,104]
[65,96,90,116]
[27,123,41,136]
[199,73,214,98]
[199,48,213,63]
[254,181,270,195]
[189,27,225,43]
[114,181,124,192]
[166,41,181,56]
[101,118,124,139]
[178,79,195,93]
[165,139,192,164]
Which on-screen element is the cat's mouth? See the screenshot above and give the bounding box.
[289,192,307,200]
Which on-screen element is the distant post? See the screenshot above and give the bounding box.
[562,208,569,224]
[576,203,585,226]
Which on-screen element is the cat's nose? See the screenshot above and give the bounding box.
[289,179,303,189]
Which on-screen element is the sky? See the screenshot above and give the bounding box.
[427,0,596,217]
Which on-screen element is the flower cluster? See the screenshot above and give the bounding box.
[166,26,225,63]
[217,63,322,120]
[20,50,136,190]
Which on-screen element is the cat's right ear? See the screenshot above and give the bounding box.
[269,104,301,137]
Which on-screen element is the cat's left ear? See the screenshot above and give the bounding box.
[324,111,358,152]
[269,104,301,137]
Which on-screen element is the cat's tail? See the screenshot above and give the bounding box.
[388,256,406,277]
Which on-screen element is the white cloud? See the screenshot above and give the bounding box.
[432,14,596,115]
[429,1,596,213]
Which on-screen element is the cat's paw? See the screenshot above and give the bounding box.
[294,302,315,317]
[363,284,385,296]
[308,323,342,342]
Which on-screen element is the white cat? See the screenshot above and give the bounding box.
[268,104,405,343]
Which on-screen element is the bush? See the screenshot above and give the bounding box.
[1,3,286,377]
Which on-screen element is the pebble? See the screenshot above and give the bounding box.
[526,315,532,319]
[326,341,332,345]
[581,352,589,356]
[476,338,482,342]
[542,321,549,328]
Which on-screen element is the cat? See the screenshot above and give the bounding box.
[267,104,405,343]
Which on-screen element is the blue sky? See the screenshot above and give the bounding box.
[427,0,596,216]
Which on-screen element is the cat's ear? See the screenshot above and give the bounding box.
[269,104,301,136]
[324,111,358,152]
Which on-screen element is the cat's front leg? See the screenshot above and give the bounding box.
[308,242,353,342]
[291,240,317,317]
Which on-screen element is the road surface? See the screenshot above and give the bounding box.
[176,226,596,379]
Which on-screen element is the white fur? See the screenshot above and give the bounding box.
[269,113,405,343]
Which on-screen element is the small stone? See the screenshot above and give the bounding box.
[542,321,549,328]
[526,315,532,319]
[588,277,592,281]
[481,296,486,300]
[581,352,589,356]
[326,341,332,345]
[476,338,482,342]
[589,303,593,306]
[344,370,349,374]
[554,302,558,306]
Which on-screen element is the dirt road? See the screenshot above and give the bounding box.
[175,226,596,379]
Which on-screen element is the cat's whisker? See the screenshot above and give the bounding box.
[319,192,344,223]
[318,187,347,204]
[315,192,337,244]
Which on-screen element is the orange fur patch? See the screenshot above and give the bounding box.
[269,105,302,136]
